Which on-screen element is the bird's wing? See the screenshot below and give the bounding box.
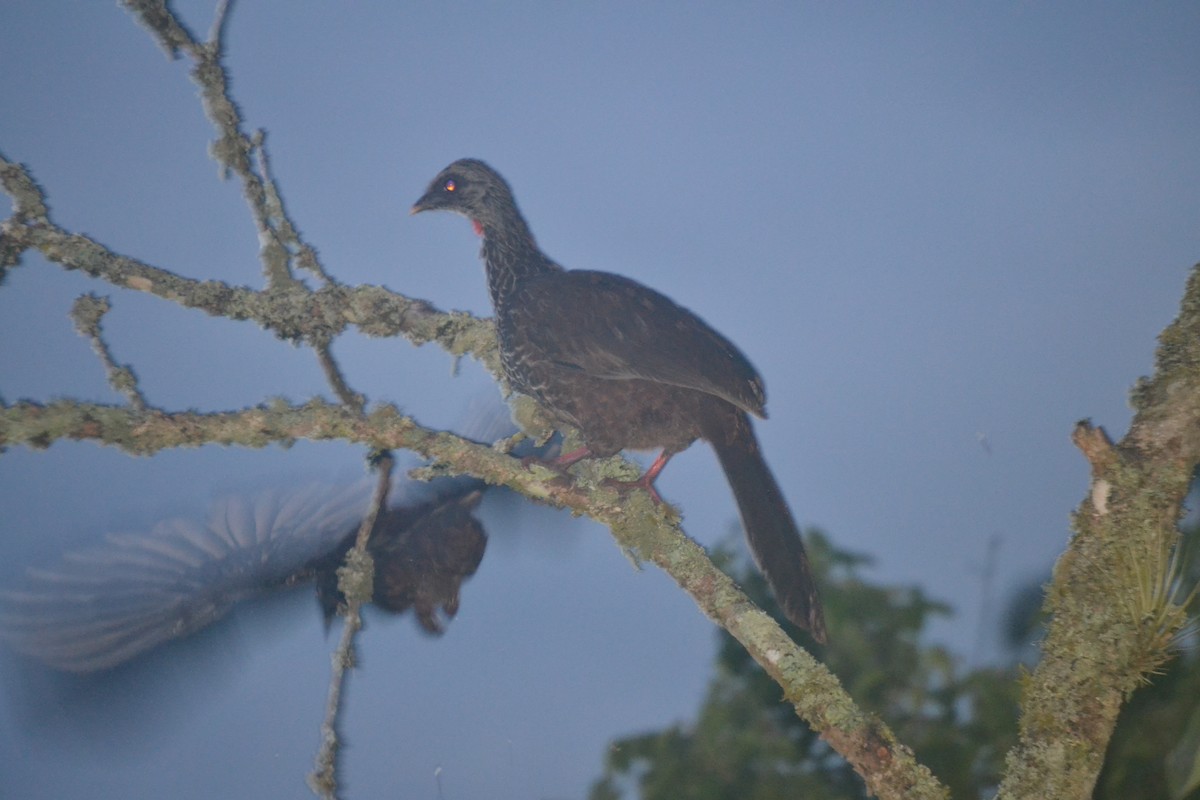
[0,483,368,673]
[512,270,767,416]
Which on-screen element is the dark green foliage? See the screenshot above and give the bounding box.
[590,531,1020,799]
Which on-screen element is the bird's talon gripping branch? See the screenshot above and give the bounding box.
[603,475,665,505]
[601,449,672,503]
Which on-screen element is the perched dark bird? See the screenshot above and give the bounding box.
[0,411,524,673]
[412,158,827,642]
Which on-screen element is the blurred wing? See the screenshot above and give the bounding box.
[513,270,766,415]
[0,483,369,673]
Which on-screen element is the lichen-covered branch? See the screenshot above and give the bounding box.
[309,452,395,800]
[0,155,498,370]
[122,0,319,291]
[70,294,149,411]
[998,264,1200,800]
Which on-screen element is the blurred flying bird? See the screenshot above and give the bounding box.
[0,407,542,673]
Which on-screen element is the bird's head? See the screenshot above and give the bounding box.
[411,158,517,232]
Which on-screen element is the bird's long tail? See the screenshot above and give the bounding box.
[704,409,827,643]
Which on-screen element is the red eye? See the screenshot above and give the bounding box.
[444,179,456,192]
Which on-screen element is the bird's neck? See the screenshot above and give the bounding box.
[478,215,561,309]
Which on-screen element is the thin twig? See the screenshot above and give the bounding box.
[253,138,334,284]
[315,341,365,413]
[69,294,149,411]
[126,0,303,289]
[308,453,395,799]
[208,0,233,47]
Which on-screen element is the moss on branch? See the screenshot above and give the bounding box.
[998,263,1200,800]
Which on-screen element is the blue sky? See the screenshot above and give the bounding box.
[1,3,1198,798]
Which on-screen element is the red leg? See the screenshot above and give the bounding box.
[608,449,674,504]
[642,450,672,485]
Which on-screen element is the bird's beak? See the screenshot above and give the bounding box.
[410,191,436,215]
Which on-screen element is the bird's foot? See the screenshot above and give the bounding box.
[601,449,673,504]
[603,474,664,504]
[521,447,675,506]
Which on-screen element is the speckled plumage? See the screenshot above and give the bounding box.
[413,158,826,642]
